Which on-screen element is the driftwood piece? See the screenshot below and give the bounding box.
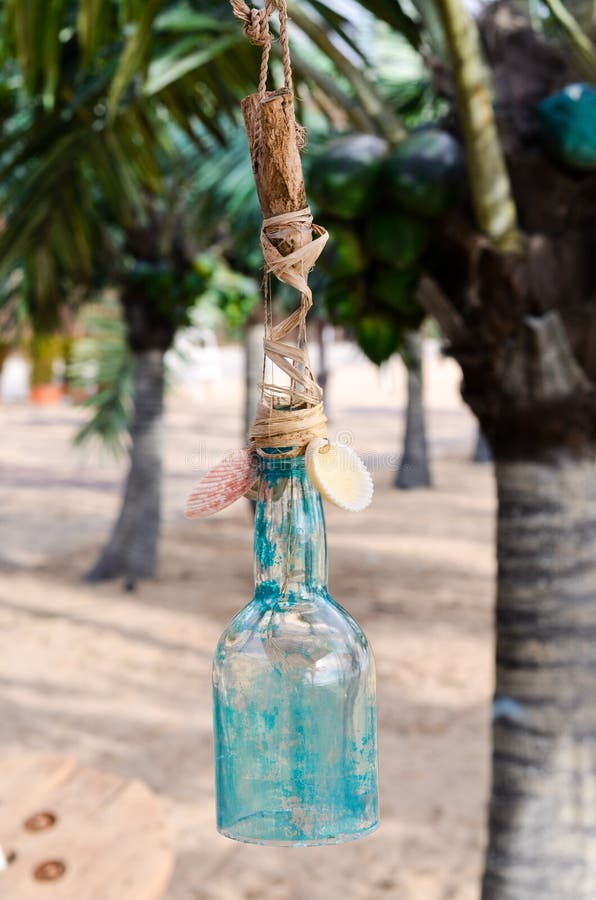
[241,89,310,256]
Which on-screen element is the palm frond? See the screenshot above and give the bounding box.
[108,0,163,114]
[542,0,596,78]
[69,303,133,456]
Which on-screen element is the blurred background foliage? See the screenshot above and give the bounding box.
[0,0,462,581]
[66,254,259,455]
[2,0,596,570]
[0,0,451,352]
[68,300,133,454]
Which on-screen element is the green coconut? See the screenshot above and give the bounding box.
[321,222,367,280]
[323,278,362,327]
[371,266,421,316]
[383,128,465,218]
[539,84,596,171]
[365,210,430,269]
[356,314,402,366]
[308,134,388,220]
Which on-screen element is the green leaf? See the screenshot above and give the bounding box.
[155,5,230,34]
[77,0,112,67]
[143,34,240,96]
[352,0,423,49]
[69,303,133,457]
[107,0,163,115]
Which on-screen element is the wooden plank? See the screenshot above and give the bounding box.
[0,752,76,811]
[0,754,173,900]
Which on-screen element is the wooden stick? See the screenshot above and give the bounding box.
[241,89,310,255]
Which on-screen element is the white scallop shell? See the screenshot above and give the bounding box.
[305,438,373,512]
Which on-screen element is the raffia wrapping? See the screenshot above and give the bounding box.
[248,208,328,452]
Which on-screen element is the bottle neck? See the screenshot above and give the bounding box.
[254,454,328,600]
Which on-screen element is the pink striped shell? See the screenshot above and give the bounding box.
[185,448,257,519]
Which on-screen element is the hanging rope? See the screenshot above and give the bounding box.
[230,0,329,454]
[231,0,294,99]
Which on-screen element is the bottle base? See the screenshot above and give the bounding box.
[217,816,379,847]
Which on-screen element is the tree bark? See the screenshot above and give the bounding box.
[395,331,432,489]
[86,349,165,584]
[483,455,596,899]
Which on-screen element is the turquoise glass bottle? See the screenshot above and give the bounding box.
[213,452,379,845]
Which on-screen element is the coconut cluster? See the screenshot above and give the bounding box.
[305,129,465,365]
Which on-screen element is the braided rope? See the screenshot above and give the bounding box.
[230,0,272,47]
[230,0,291,98]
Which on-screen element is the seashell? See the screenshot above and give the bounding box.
[305,437,373,512]
[186,448,257,519]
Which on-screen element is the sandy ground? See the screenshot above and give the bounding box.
[0,341,495,900]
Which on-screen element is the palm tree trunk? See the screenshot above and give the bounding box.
[244,321,264,442]
[316,319,331,398]
[473,427,493,463]
[427,3,596,894]
[395,331,432,489]
[483,455,596,899]
[86,348,165,583]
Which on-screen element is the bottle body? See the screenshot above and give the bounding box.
[213,454,379,845]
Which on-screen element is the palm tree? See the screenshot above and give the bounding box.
[418,0,596,895]
[85,196,208,581]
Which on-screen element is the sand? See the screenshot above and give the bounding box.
[0,341,494,899]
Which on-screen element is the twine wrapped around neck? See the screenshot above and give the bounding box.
[250,208,328,452]
[231,0,328,455]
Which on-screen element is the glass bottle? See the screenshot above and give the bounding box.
[213,451,379,846]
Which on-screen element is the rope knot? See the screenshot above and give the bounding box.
[244,6,270,45]
[231,0,274,47]
[231,0,294,100]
